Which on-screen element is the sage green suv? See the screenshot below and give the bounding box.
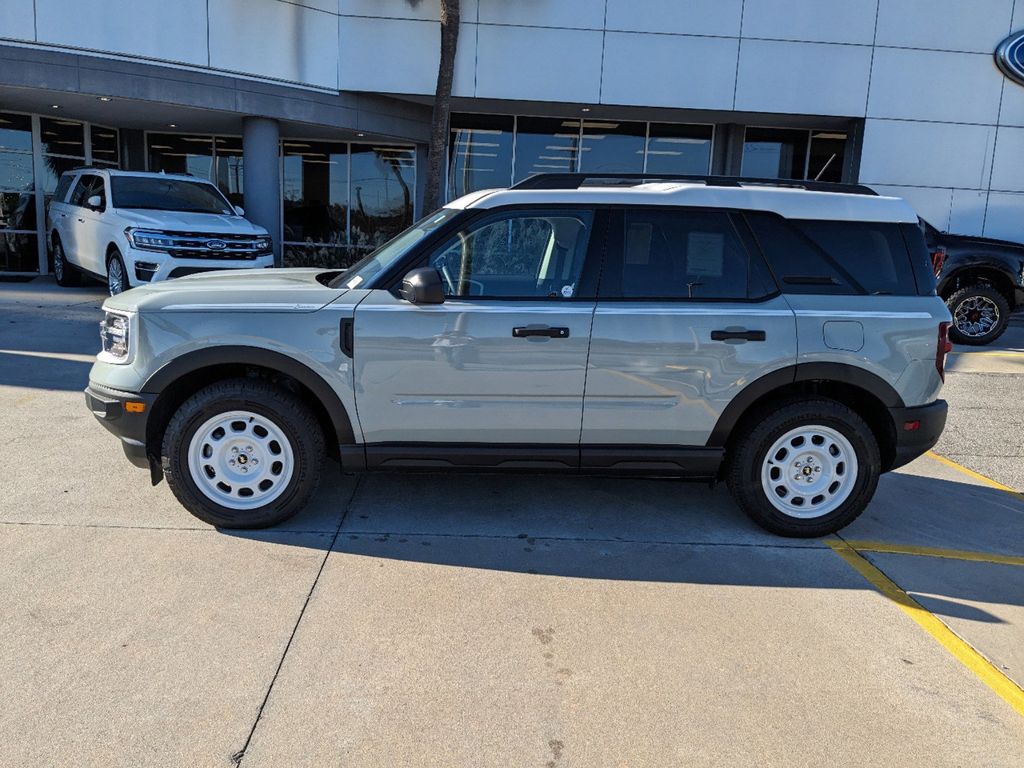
[85,175,950,537]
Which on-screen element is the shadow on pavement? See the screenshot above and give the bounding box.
[222,466,1024,624]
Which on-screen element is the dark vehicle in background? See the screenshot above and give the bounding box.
[922,220,1024,345]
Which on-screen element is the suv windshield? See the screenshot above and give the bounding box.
[110,177,235,214]
[330,208,461,289]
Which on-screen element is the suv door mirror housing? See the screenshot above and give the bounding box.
[400,268,445,304]
[87,195,102,210]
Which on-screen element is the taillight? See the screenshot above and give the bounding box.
[930,247,946,278]
[936,321,953,381]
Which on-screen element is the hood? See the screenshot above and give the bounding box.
[116,208,268,235]
[105,268,346,313]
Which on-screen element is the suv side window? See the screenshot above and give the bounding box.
[69,174,105,210]
[52,173,74,204]
[602,208,773,300]
[426,209,594,299]
[745,212,917,296]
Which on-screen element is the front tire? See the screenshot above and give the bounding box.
[947,284,1010,346]
[52,238,81,287]
[162,379,325,528]
[107,249,128,295]
[726,398,881,538]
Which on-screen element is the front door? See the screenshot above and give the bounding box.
[67,173,106,275]
[353,207,602,467]
[582,207,798,458]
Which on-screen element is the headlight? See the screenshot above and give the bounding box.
[99,310,132,363]
[255,236,272,253]
[125,228,175,251]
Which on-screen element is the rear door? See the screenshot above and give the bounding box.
[582,207,797,458]
[352,207,603,466]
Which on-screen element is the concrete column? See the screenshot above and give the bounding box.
[242,117,282,264]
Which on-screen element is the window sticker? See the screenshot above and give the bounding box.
[686,232,724,276]
[560,283,575,298]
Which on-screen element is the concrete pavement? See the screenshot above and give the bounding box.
[1,278,1022,766]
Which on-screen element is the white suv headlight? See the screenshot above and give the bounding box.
[125,228,175,251]
[99,310,133,363]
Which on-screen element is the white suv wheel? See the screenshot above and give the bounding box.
[760,425,859,519]
[187,410,295,510]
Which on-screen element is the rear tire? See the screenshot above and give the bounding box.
[52,238,81,287]
[726,398,881,538]
[161,379,325,529]
[947,284,1010,346]
[107,249,128,295]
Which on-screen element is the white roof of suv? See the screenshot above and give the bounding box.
[68,168,211,183]
[449,181,918,224]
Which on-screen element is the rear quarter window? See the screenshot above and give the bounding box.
[52,174,74,204]
[745,213,919,296]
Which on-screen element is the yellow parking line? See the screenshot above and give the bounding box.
[925,451,1024,500]
[948,350,1024,358]
[842,540,1024,568]
[826,539,1024,718]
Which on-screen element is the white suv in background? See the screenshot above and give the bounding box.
[47,168,273,294]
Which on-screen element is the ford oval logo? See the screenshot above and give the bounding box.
[207,240,227,250]
[996,30,1024,87]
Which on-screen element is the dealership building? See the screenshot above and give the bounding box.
[1,0,1023,276]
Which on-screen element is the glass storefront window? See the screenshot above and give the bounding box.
[742,128,810,180]
[90,125,120,167]
[579,120,645,174]
[645,123,713,174]
[514,117,580,183]
[39,118,85,157]
[284,243,363,269]
[0,111,37,272]
[148,133,215,180]
[808,131,847,183]
[448,114,514,200]
[282,140,349,246]
[350,145,415,251]
[214,136,244,206]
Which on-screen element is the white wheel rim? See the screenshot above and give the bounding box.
[760,425,858,519]
[187,410,295,511]
[108,259,124,294]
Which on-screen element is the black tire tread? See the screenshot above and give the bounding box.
[161,378,325,529]
[946,284,1010,346]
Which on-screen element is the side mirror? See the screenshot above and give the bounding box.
[399,267,445,305]
[234,205,245,216]
[87,195,102,209]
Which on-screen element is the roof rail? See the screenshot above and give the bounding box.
[510,173,878,196]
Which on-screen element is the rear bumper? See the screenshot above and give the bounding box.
[888,399,948,470]
[84,382,157,469]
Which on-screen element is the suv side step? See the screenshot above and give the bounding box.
[344,443,723,477]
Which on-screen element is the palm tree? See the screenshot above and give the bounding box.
[416,0,460,213]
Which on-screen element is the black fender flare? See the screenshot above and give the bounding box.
[142,345,355,444]
[706,362,904,447]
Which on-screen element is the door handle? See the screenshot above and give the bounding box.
[339,317,354,358]
[512,326,570,339]
[77,217,85,223]
[711,329,766,342]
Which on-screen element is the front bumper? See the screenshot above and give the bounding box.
[125,247,274,286]
[85,382,157,469]
[888,399,948,470]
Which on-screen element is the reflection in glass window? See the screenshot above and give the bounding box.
[90,125,120,167]
[448,114,513,199]
[808,131,847,183]
[39,118,85,158]
[350,145,415,251]
[213,136,243,205]
[429,211,593,298]
[0,151,34,191]
[579,120,645,174]
[284,243,363,270]
[645,123,713,174]
[282,141,348,246]
[148,133,215,181]
[0,191,36,230]
[513,117,580,183]
[0,231,38,271]
[42,155,83,196]
[0,113,33,152]
[742,128,809,180]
